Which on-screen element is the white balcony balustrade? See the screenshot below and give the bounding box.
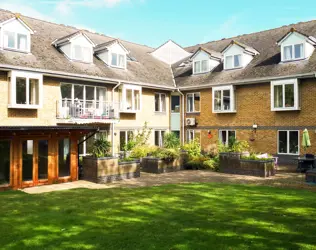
[57,99,119,123]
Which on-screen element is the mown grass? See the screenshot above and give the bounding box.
[0,183,316,249]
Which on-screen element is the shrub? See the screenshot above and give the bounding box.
[182,139,201,159]
[163,132,180,149]
[119,157,137,163]
[91,136,111,158]
[203,159,219,171]
[218,139,250,153]
[184,155,219,171]
[152,148,180,162]
[204,143,218,157]
[130,145,157,159]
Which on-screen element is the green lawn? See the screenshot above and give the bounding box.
[1,183,316,250]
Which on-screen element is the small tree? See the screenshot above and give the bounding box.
[163,132,180,149]
[91,135,111,158]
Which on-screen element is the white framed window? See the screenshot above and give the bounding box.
[155,93,166,112]
[282,43,304,61]
[8,70,43,109]
[271,79,299,111]
[111,53,126,68]
[186,129,201,143]
[155,130,166,147]
[212,85,235,113]
[72,45,92,63]
[186,92,200,113]
[3,30,29,52]
[193,60,209,74]
[278,130,299,155]
[119,130,134,151]
[225,54,242,69]
[119,84,141,112]
[219,130,236,146]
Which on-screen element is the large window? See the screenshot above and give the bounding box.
[8,71,43,109]
[212,86,235,113]
[186,93,200,113]
[155,93,166,112]
[58,138,71,177]
[225,54,242,69]
[193,60,209,74]
[0,141,10,185]
[3,30,29,52]
[111,53,126,68]
[73,45,92,62]
[79,131,108,156]
[219,130,236,146]
[278,131,299,155]
[119,85,141,112]
[283,44,303,61]
[155,130,166,147]
[120,131,134,151]
[271,79,299,111]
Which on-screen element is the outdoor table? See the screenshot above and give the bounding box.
[294,157,315,173]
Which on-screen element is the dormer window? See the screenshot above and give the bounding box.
[0,15,34,53]
[94,39,128,69]
[278,28,316,63]
[222,41,259,70]
[283,44,303,61]
[225,54,241,69]
[111,53,125,68]
[53,31,95,64]
[73,45,92,62]
[191,47,222,75]
[194,60,208,74]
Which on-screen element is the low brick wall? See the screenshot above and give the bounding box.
[306,169,316,183]
[83,157,140,183]
[219,153,275,177]
[142,157,182,174]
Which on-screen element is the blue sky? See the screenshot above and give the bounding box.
[0,0,316,48]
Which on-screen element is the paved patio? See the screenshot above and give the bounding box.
[23,168,316,194]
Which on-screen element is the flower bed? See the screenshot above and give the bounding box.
[219,152,275,177]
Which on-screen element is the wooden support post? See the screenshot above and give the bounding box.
[70,136,78,181]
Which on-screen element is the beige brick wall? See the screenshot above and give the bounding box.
[184,78,316,155]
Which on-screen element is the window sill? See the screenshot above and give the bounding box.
[8,104,41,109]
[111,65,126,70]
[272,107,300,112]
[224,66,243,71]
[186,112,200,115]
[154,111,167,115]
[277,153,299,156]
[193,71,209,75]
[213,110,236,114]
[280,58,306,63]
[2,47,30,54]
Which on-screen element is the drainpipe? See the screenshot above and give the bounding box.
[177,89,185,145]
[111,81,122,157]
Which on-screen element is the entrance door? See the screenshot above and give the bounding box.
[0,140,10,186]
[171,95,181,136]
[22,139,49,187]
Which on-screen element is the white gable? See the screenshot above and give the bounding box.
[0,18,33,52]
[71,34,94,47]
[281,32,306,46]
[151,40,191,65]
[223,44,244,56]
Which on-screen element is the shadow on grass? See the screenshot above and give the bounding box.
[0,183,316,250]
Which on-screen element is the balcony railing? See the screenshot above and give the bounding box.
[57,99,120,122]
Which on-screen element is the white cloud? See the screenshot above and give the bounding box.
[0,0,55,22]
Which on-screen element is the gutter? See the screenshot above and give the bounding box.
[0,64,176,91]
[178,72,316,90]
[177,89,185,145]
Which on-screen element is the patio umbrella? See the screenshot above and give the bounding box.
[302,129,311,149]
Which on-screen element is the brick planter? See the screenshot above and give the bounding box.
[306,169,316,183]
[83,156,140,183]
[142,157,182,174]
[219,153,275,177]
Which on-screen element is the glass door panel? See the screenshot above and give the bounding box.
[38,140,48,180]
[22,140,33,181]
[0,141,10,185]
[59,138,71,177]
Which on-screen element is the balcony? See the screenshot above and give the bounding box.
[56,99,120,124]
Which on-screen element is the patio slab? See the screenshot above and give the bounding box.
[22,169,316,194]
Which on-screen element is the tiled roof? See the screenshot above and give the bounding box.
[0,9,175,88]
[174,21,316,88]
